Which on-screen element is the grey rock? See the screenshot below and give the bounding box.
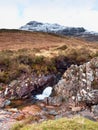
[92,105,98,116]
[55,114,62,119]
[53,57,98,106]
[48,110,58,116]
[45,96,63,106]
[0,99,11,108]
[9,80,18,87]
[4,100,11,107]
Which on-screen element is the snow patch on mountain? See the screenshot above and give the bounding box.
[20,21,86,35]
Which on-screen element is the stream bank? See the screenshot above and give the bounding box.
[0,57,98,130]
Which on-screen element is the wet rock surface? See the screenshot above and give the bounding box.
[0,109,18,130]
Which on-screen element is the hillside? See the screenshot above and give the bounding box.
[0,29,65,50]
[0,29,98,83]
[0,29,98,51]
[0,29,98,82]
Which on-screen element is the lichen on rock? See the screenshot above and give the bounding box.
[53,57,98,106]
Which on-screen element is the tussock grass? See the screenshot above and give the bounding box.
[0,50,57,83]
[11,116,98,130]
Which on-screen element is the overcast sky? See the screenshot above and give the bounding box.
[0,0,98,32]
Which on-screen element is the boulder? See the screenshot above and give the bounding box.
[5,74,56,99]
[53,57,98,106]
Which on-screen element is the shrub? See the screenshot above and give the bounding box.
[64,47,92,64]
[18,64,31,73]
[0,55,11,68]
[15,54,33,65]
[0,71,10,83]
[65,48,78,61]
[33,56,44,64]
[76,48,92,63]
[0,46,95,84]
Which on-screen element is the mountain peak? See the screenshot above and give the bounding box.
[26,21,43,26]
[20,21,98,41]
[20,21,86,35]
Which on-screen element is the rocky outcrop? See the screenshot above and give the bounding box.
[0,57,98,124]
[3,74,56,99]
[52,57,98,106]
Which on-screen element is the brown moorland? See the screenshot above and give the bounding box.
[0,29,98,51]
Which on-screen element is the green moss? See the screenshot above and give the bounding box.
[11,123,24,130]
[11,116,98,130]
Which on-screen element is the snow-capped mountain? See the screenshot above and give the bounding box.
[20,21,98,41]
[20,21,85,35]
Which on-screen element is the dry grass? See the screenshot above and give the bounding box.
[0,29,98,51]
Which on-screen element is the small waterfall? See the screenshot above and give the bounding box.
[35,86,52,100]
